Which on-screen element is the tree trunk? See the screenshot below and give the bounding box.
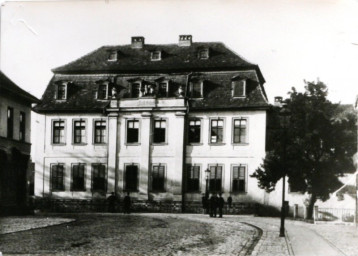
[306,193,317,220]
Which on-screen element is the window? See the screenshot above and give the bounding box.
[71,163,85,191]
[233,118,247,144]
[187,165,200,192]
[97,84,108,100]
[56,83,67,100]
[158,82,168,97]
[152,165,165,192]
[232,80,246,97]
[190,81,203,98]
[124,164,139,191]
[151,51,161,61]
[153,119,166,143]
[52,120,65,144]
[131,82,141,98]
[7,107,13,139]
[19,112,26,142]
[209,165,222,193]
[188,119,201,144]
[108,51,117,61]
[198,48,209,59]
[51,164,64,191]
[232,165,246,192]
[210,118,224,143]
[127,120,139,143]
[94,120,106,144]
[73,120,86,144]
[92,164,106,192]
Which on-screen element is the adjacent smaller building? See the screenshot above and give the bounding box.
[0,71,39,214]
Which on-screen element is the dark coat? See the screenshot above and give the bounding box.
[124,195,131,207]
[210,195,218,209]
[218,197,225,208]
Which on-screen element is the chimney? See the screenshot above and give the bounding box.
[274,96,283,107]
[131,36,145,49]
[179,35,192,47]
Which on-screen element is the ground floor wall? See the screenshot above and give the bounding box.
[0,142,31,215]
[34,153,271,213]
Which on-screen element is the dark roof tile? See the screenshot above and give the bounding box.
[0,71,39,103]
[53,43,264,81]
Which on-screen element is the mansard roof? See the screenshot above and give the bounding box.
[34,71,269,113]
[52,42,265,83]
[0,71,39,104]
[34,38,269,113]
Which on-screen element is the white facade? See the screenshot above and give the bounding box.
[34,100,267,204]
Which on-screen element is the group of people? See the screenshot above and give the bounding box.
[108,192,233,216]
[202,193,233,218]
[107,192,131,214]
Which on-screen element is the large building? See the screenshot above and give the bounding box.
[0,71,39,214]
[33,35,269,212]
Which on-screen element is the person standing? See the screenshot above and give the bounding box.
[202,193,208,214]
[210,193,218,217]
[218,193,225,218]
[227,195,233,208]
[123,192,131,214]
[107,192,117,213]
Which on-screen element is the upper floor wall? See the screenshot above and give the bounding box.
[41,108,266,159]
[43,113,108,158]
[187,110,266,158]
[0,94,32,145]
[0,71,38,148]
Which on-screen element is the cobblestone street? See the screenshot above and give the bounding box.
[2,213,357,256]
[0,213,268,256]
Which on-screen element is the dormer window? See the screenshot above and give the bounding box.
[151,51,161,61]
[131,82,141,98]
[98,83,108,100]
[190,80,203,98]
[158,81,169,97]
[55,82,68,100]
[96,80,113,100]
[232,79,246,97]
[108,51,117,61]
[198,48,209,59]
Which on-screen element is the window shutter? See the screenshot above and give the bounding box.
[70,165,74,191]
[108,84,112,98]
[54,85,58,99]
[91,164,94,192]
[102,164,107,193]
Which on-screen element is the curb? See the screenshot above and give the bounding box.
[284,229,295,256]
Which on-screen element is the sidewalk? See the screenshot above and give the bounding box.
[238,216,348,256]
[285,221,346,256]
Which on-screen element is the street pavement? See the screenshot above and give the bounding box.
[285,222,345,256]
[0,213,356,255]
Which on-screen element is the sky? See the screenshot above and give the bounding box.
[1,0,358,104]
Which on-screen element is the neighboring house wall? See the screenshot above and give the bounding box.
[0,71,38,214]
[0,95,32,143]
